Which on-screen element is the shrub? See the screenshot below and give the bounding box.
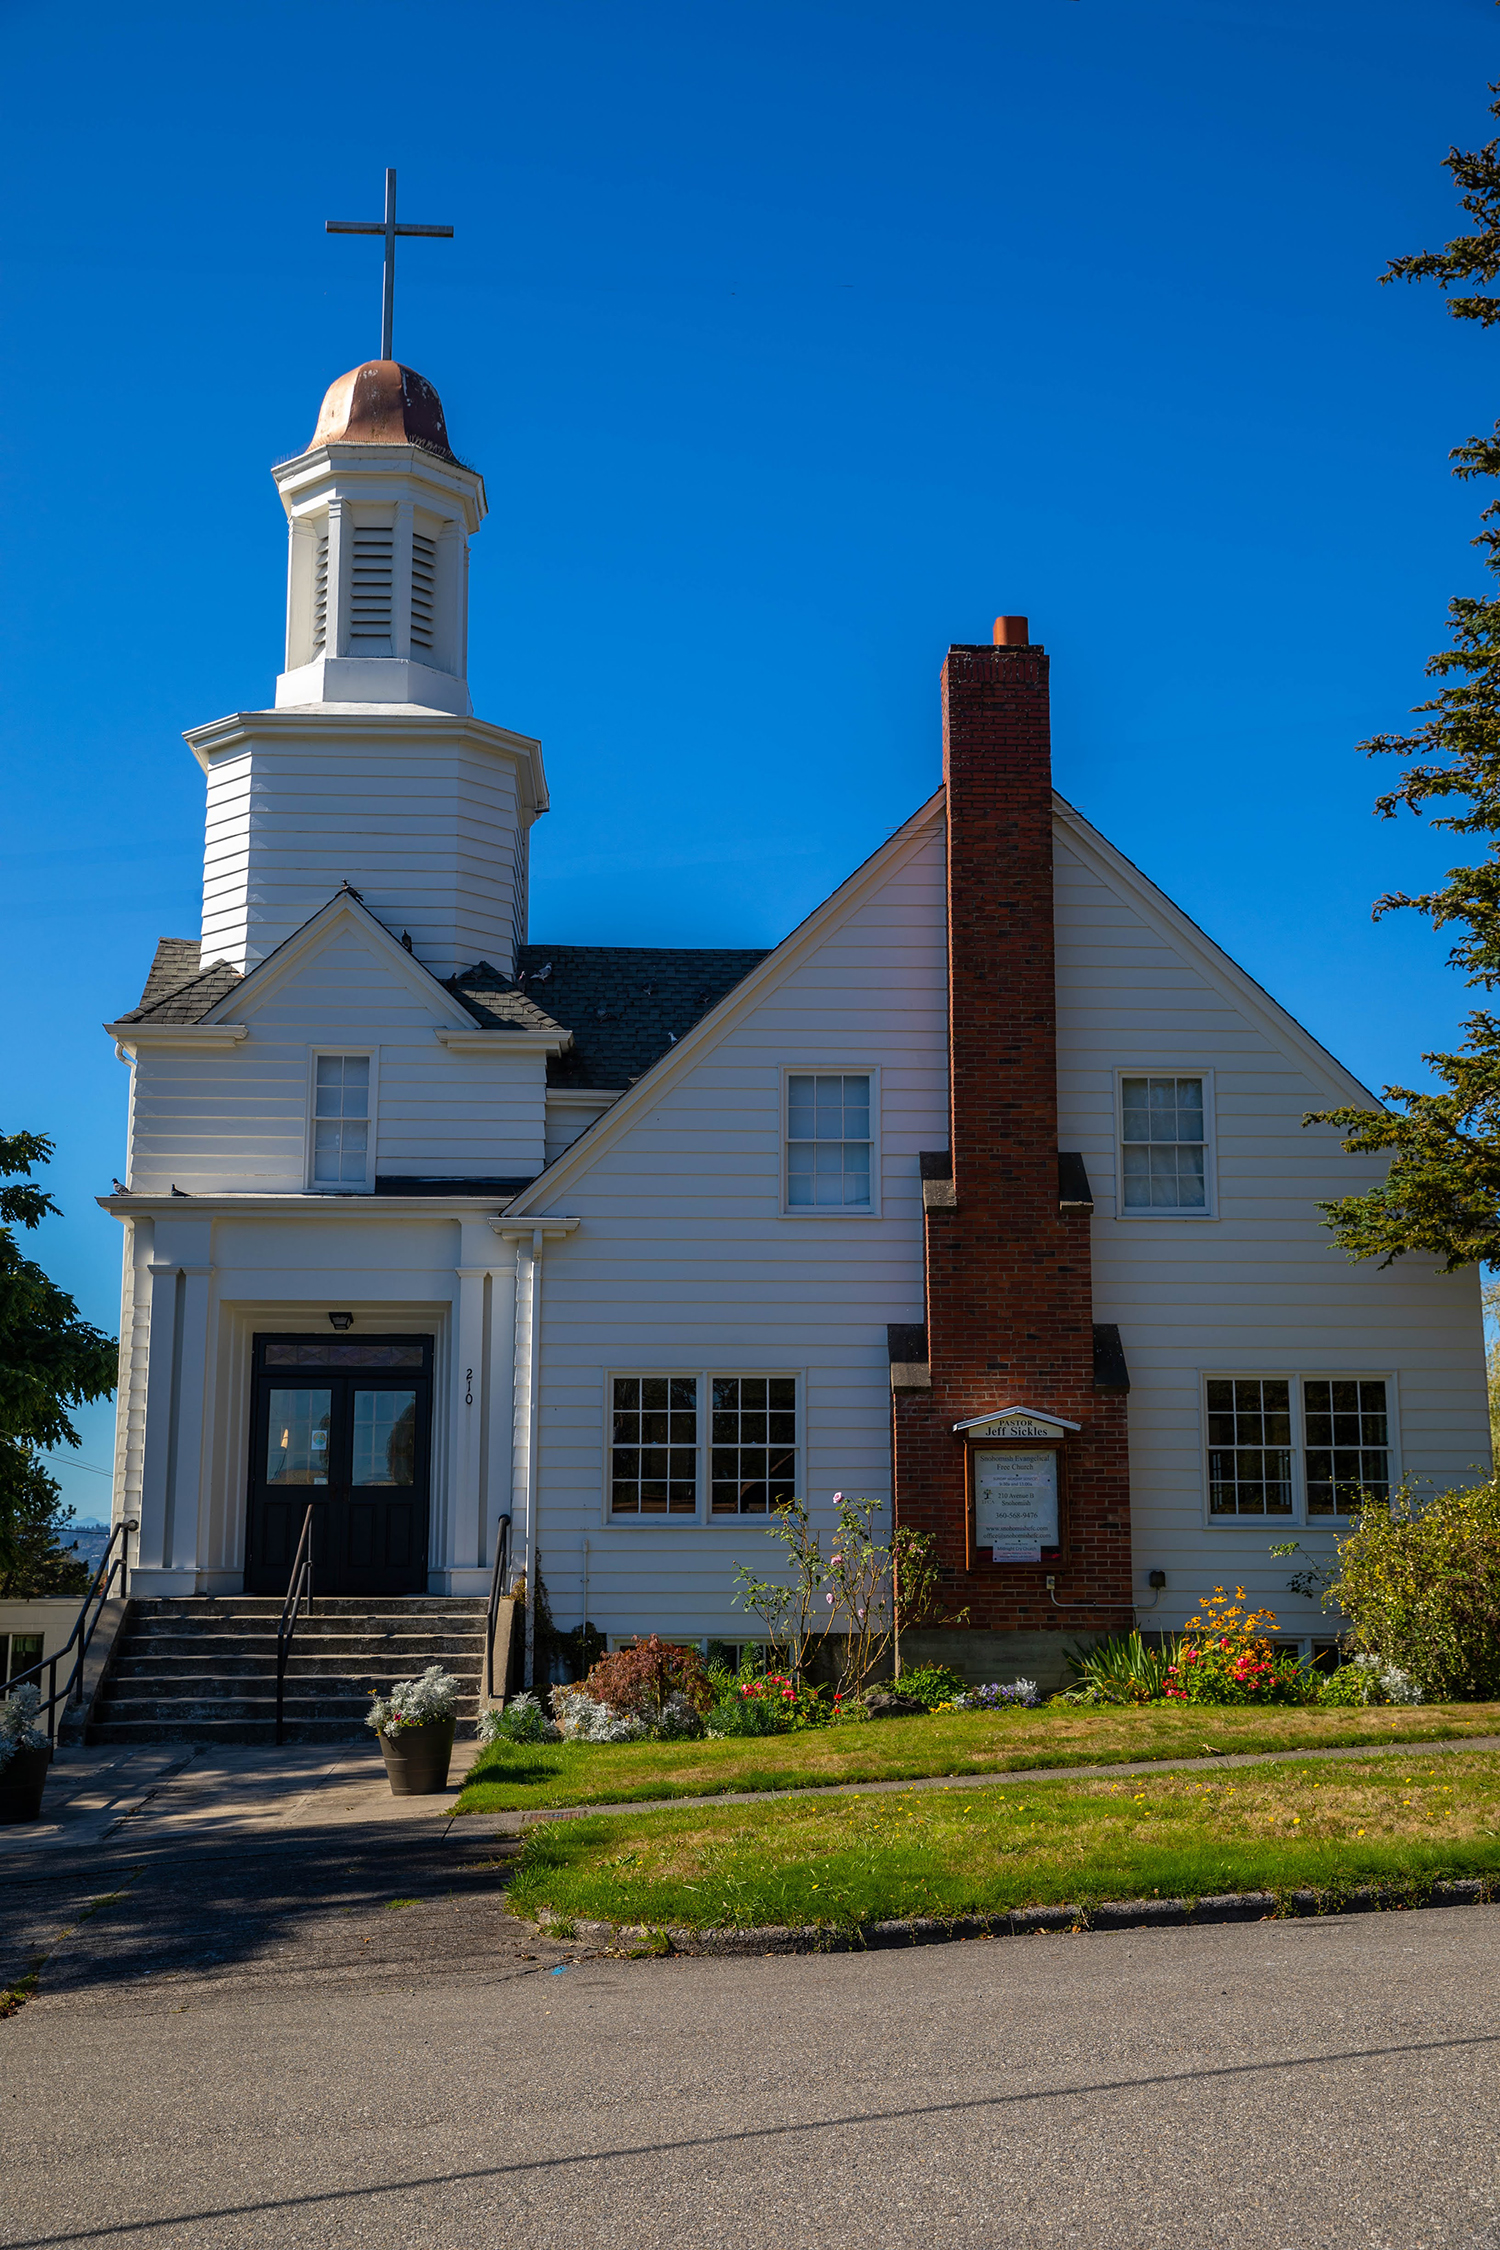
[1328,1479,1500,1701]
[366,1666,462,1736]
[1316,1654,1425,1708]
[889,1664,969,1709]
[551,1686,647,1743]
[705,1670,825,1736]
[580,1636,715,1726]
[477,1692,560,1745]
[1163,1589,1310,1707]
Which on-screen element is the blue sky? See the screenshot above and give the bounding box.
[2,0,1496,1516]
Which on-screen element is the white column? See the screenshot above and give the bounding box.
[442,1258,489,1595]
[168,1264,214,1579]
[135,1260,181,1590]
[485,1254,516,1578]
[511,1233,541,1684]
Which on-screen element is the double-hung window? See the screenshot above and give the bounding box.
[608,1373,800,1520]
[1120,1074,1209,1212]
[312,1055,371,1189]
[1204,1375,1392,1522]
[786,1073,873,1211]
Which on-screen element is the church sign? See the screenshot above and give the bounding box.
[952,1407,1079,1566]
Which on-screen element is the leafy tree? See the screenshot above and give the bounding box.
[0,1132,117,1597]
[1310,80,1500,1270]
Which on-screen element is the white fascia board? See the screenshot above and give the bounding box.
[197,894,477,1031]
[106,1023,249,1053]
[1052,795,1381,1110]
[501,791,948,1216]
[435,1028,570,1056]
[182,707,548,817]
[97,1193,517,1219]
[545,1087,624,1109]
[272,442,487,533]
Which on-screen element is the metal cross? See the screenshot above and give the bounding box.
[326,169,453,364]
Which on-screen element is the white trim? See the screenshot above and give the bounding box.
[545,1088,625,1110]
[198,891,479,1032]
[779,1064,882,1219]
[1113,1066,1218,1221]
[99,1194,517,1218]
[1197,1369,1402,1529]
[106,1023,249,1054]
[305,1047,379,1195]
[435,1027,569,1056]
[598,1367,805,1529]
[183,705,548,821]
[953,1408,1081,1436]
[501,793,946,1215]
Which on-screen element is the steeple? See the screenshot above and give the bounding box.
[272,360,485,717]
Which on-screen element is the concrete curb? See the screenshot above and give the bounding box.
[536,1877,1497,1956]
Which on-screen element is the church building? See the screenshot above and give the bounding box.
[100,352,1490,1693]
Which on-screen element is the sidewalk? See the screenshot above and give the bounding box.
[2,1736,484,1859]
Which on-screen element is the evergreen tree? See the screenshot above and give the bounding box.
[1311,78,1500,1271]
[0,1132,117,1597]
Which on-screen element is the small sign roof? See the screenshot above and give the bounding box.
[952,1406,1082,1435]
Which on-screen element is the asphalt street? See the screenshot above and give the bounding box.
[4,1830,1500,2250]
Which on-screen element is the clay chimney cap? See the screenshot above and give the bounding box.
[307,361,457,462]
[993,616,1029,647]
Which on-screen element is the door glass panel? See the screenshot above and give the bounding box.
[266,1390,332,1485]
[352,1390,418,1487]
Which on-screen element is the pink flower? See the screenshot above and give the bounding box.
[832,1492,843,1503]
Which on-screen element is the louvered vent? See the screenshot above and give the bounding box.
[350,524,394,647]
[311,531,329,653]
[411,532,437,653]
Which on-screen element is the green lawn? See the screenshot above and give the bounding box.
[504,1750,1500,1934]
[453,1701,1500,1817]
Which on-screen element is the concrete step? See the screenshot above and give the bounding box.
[128,1597,489,1619]
[110,1652,485,1681]
[113,1632,486,1661]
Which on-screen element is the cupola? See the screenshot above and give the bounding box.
[272,361,486,717]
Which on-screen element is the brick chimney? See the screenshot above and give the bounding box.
[890,629,1132,1658]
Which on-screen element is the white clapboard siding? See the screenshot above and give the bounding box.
[544,1099,613,1165]
[200,729,532,980]
[526,814,950,1642]
[1054,806,1490,1631]
[128,923,549,1190]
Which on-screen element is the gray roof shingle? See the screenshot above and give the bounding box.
[119,940,244,1024]
[445,963,569,1037]
[515,944,770,1087]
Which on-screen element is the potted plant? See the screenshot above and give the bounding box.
[0,1685,51,1824]
[366,1665,462,1794]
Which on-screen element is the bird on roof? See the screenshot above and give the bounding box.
[112,1178,128,1196]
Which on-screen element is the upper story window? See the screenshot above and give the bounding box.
[312,1054,370,1189]
[1120,1074,1208,1212]
[786,1072,873,1210]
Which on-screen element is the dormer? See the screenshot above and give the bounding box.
[272,361,486,717]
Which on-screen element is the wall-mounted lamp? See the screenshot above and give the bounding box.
[328,1311,354,1332]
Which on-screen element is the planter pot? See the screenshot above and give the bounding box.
[0,1743,52,1824]
[376,1715,456,1796]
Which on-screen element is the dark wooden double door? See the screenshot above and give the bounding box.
[246,1334,433,1595]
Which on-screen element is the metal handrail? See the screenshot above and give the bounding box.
[483,1513,513,1702]
[3,1517,138,1746]
[274,1504,315,1747]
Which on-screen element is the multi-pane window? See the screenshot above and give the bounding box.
[1121,1075,1207,1211]
[1206,1378,1293,1516]
[312,1055,370,1188]
[786,1074,872,1209]
[1304,1380,1389,1517]
[611,1377,698,1516]
[711,1376,797,1515]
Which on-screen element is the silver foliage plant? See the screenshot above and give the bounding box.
[0,1683,47,1770]
[1352,1653,1426,1705]
[550,1685,647,1742]
[365,1664,462,1737]
[476,1692,560,1744]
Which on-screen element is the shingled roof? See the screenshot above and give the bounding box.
[118,939,244,1025]
[114,932,768,1082]
[515,944,770,1087]
[445,962,569,1038]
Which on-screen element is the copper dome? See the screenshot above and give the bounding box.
[307,361,456,461]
